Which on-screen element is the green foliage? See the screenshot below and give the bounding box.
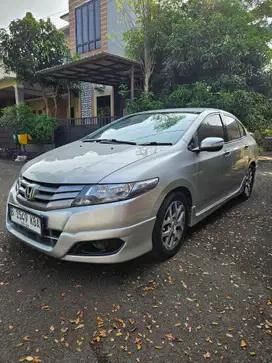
[0,12,71,85]
[0,104,56,142]
[122,0,272,131]
[125,92,165,114]
[126,83,272,132]
[163,0,272,93]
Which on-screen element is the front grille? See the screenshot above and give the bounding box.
[17,177,85,210]
[12,223,61,248]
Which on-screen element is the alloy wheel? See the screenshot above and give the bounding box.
[161,200,186,251]
[244,167,254,197]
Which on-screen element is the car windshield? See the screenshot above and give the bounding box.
[85,112,198,145]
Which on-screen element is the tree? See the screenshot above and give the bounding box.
[118,0,163,93]
[0,12,72,116]
[163,0,272,93]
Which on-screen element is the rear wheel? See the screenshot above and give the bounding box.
[152,192,189,260]
[240,164,255,200]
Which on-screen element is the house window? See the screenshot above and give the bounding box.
[76,0,101,54]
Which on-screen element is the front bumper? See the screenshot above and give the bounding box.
[6,185,156,263]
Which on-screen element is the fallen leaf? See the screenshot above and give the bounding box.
[9,325,14,330]
[23,336,30,342]
[33,358,41,363]
[0,282,9,286]
[106,353,113,357]
[167,275,172,282]
[249,352,256,356]
[143,287,154,291]
[226,333,233,338]
[204,352,211,359]
[175,322,181,327]
[41,305,49,310]
[241,339,247,349]
[99,330,107,337]
[155,346,162,349]
[116,332,122,337]
[181,280,187,289]
[42,335,49,340]
[226,296,231,300]
[212,322,218,326]
[196,325,201,330]
[266,298,271,305]
[137,343,141,350]
[136,359,140,362]
[60,328,68,333]
[54,339,59,344]
[25,357,34,362]
[15,343,24,348]
[97,316,103,328]
[205,336,212,343]
[49,325,55,332]
[128,318,135,325]
[265,320,272,327]
[75,324,84,330]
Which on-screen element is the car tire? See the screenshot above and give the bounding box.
[152,191,189,260]
[240,164,256,201]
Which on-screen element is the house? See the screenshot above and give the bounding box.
[0,0,139,119]
[40,0,141,119]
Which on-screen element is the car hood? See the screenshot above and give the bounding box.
[22,141,169,184]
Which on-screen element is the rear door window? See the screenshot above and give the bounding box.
[222,115,241,141]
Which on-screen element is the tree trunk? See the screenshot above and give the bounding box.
[43,90,49,115]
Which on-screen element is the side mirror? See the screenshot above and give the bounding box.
[198,137,224,152]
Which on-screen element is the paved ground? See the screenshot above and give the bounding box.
[0,160,271,363]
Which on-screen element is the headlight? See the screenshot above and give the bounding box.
[72,178,159,206]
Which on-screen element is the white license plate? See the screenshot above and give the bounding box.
[9,206,42,235]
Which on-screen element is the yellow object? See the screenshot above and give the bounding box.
[18,134,32,145]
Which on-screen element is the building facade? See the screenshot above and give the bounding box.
[0,0,131,119]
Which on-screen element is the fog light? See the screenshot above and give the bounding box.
[92,242,107,251]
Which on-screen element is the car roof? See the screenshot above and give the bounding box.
[136,108,220,114]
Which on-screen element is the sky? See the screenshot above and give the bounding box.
[0,0,69,29]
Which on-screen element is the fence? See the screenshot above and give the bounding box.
[0,116,118,155]
[54,116,117,147]
[0,126,15,150]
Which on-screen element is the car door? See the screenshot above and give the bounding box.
[193,114,232,213]
[221,114,248,192]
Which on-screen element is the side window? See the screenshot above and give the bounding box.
[237,121,246,137]
[197,114,225,144]
[222,115,241,141]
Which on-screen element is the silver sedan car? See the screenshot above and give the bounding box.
[6,108,258,263]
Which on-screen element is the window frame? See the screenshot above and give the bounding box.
[75,0,101,55]
[188,113,226,150]
[221,114,246,143]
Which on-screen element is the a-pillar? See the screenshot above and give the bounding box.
[14,85,24,104]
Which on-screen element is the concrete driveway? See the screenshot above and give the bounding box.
[0,160,271,363]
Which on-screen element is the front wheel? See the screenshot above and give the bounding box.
[152,192,189,260]
[240,165,256,200]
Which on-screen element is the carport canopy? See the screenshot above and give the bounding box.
[38,52,142,98]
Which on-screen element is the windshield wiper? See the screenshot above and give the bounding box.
[83,139,137,145]
[139,142,173,146]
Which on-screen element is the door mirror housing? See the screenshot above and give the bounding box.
[197,137,224,152]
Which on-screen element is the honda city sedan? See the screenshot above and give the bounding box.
[6,108,258,263]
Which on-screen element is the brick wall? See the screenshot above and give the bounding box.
[69,0,108,56]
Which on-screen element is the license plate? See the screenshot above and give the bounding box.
[9,206,42,235]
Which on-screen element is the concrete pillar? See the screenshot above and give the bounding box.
[14,85,24,104]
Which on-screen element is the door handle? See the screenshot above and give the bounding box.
[224,151,231,157]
